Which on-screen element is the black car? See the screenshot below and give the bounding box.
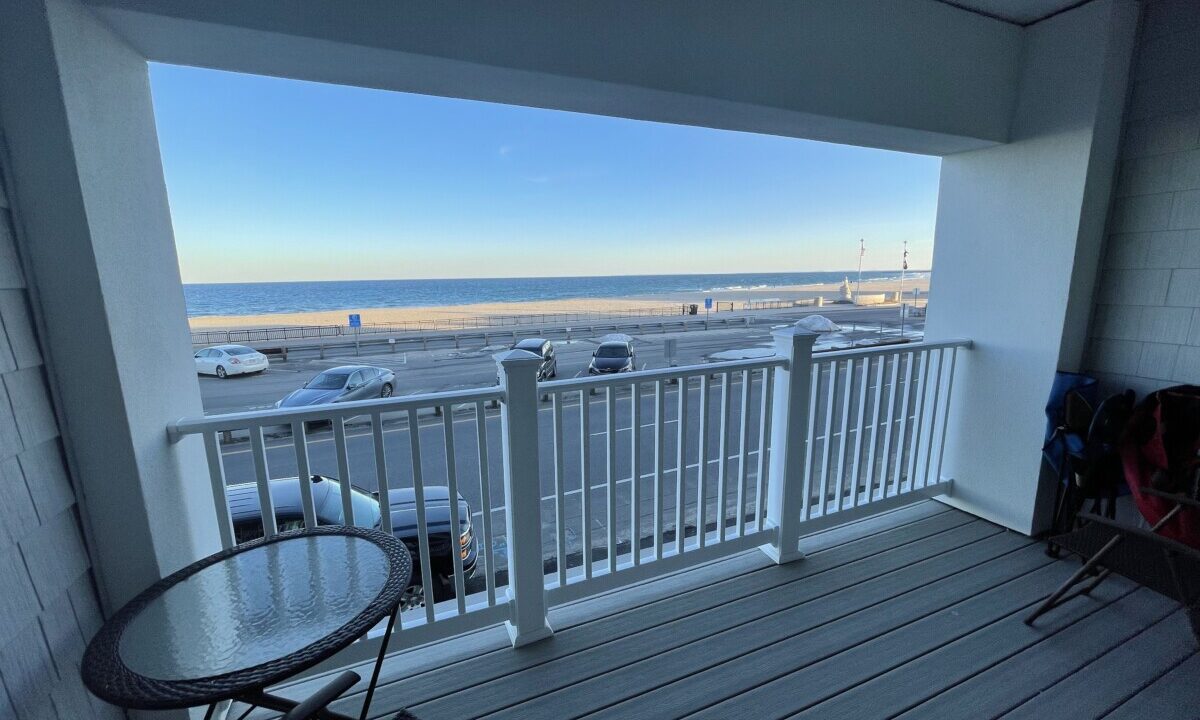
[588,339,636,374]
[512,338,557,380]
[228,475,477,608]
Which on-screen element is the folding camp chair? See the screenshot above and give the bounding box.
[1024,488,1200,641]
[1026,386,1200,641]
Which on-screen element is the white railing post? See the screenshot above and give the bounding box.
[496,349,553,647]
[761,327,818,564]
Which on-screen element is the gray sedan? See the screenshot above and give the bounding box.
[276,365,396,408]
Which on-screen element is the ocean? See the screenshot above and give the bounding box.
[183,271,927,317]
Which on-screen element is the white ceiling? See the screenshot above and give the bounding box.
[939,0,1085,25]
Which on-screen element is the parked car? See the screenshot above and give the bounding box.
[588,338,636,374]
[194,344,269,378]
[276,365,395,408]
[512,338,557,380]
[228,475,477,609]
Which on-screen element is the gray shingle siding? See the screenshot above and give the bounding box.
[0,143,122,718]
[1086,0,1200,394]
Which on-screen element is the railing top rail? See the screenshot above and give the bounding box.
[541,355,787,392]
[813,337,972,363]
[169,385,504,440]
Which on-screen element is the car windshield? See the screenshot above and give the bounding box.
[307,371,350,389]
[224,346,257,356]
[595,345,630,358]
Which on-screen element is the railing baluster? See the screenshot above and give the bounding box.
[802,364,819,520]
[474,400,496,606]
[834,359,854,512]
[333,418,355,525]
[716,372,731,542]
[249,426,277,538]
[906,350,932,491]
[865,356,885,503]
[696,375,710,548]
[552,393,568,586]
[407,408,436,624]
[630,382,642,565]
[880,353,901,499]
[891,352,915,495]
[203,432,235,549]
[755,369,773,531]
[848,358,869,509]
[818,361,839,518]
[442,406,467,614]
[921,349,946,488]
[736,369,752,537]
[372,413,393,536]
[290,422,317,529]
[580,388,592,578]
[605,387,618,574]
[934,347,959,487]
[676,375,689,553]
[654,380,666,560]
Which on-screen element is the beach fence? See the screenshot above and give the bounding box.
[191,305,696,346]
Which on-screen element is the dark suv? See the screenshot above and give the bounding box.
[512,338,557,380]
[228,475,477,609]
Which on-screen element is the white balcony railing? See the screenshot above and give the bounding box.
[168,330,970,663]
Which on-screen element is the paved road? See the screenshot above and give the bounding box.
[198,305,912,414]
[201,307,937,572]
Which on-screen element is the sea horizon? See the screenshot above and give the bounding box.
[183,269,931,317]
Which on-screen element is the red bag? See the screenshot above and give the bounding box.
[1120,385,1200,548]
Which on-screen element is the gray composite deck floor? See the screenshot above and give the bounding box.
[260,501,1199,720]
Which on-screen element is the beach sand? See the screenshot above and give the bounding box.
[188,276,931,329]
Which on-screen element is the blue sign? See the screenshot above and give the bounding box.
[348,313,361,328]
[704,297,713,310]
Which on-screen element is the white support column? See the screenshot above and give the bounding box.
[495,349,553,647]
[761,327,818,564]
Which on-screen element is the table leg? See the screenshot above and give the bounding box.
[359,602,402,720]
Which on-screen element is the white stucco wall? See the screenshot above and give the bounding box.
[926,0,1138,534]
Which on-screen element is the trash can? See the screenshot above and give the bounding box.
[688,303,698,315]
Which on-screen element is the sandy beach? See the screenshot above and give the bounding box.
[188,276,931,329]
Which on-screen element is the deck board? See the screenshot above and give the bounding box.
[358,506,974,715]
[1103,651,1200,720]
[999,610,1199,720]
[251,501,1196,720]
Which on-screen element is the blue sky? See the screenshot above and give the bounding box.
[149,65,941,284]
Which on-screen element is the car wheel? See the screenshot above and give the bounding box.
[399,583,425,611]
[381,383,393,398]
[215,365,227,379]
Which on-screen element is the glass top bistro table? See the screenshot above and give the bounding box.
[82,525,411,720]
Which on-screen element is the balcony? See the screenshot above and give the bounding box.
[229,501,1193,719]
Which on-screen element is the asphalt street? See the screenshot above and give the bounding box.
[197,306,932,570]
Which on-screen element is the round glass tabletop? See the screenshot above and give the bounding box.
[118,534,389,681]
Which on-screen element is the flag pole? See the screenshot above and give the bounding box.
[899,240,908,338]
[855,238,864,304]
